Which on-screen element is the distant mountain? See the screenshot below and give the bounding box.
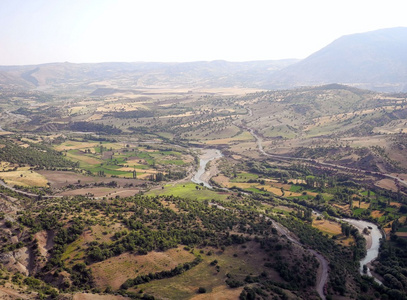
[0,60,298,92]
[2,28,407,93]
[267,27,407,92]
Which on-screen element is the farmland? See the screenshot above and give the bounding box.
[0,85,406,299]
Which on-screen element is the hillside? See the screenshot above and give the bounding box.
[0,60,297,92]
[267,27,407,92]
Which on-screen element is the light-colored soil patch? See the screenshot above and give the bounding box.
[390,202,402,208]
[91,246,195,289]
[34,230,55,258]
[190,285,243,300]
[0,170,48,187]
[73,293,127,300]
[0,284,36,299]
[396,232,407,237]
[87,114,104,121]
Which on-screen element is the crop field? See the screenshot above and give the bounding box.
[1,84,407,299]
[55,139,193,179]
[147,183,229,202]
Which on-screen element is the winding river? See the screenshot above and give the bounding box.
[191,149,222,188]
[193,146,384,298]
[342,218,383,282]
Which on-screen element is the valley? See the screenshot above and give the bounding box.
[0,78,407,300]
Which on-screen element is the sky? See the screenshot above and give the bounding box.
[1,0,407,65]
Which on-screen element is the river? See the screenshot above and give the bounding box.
[342,218,383,282]
[191,149,223,188]
[193,147,384,295]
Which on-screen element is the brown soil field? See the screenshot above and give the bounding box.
[375,179,398,192]
[91,246,195,289]
[396,232,407,237]
[38,170,142,189]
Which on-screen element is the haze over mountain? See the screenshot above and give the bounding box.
[0,60,297,92]
[267,27,407,92]
[1,27,407,92]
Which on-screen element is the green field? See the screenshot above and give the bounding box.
[147,183,229,201]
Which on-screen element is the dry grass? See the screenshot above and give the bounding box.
[0,170,48,187]
[212,175,303,197]
[375,179,398,192]
[54,141,99,151]
[190,285,243,300]
[73,293,126,300]
[137,242,274,299]
[91,246,195,289]
[371,210,385,219]
[313,219,342,236]
[96,103,148,112]
[312,219,353,246]
[205,131,254,145]
[353,202,370,209]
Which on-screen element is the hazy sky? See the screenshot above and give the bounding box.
[1,0,407,65]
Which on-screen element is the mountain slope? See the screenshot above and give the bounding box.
[0,60,297,91]
[267,27,407,92]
